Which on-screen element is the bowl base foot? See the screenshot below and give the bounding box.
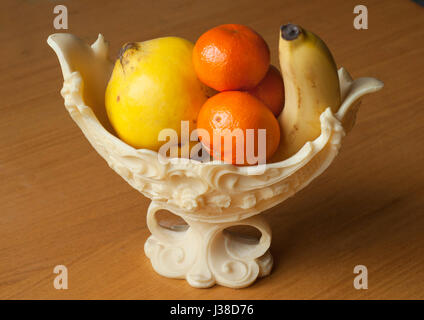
[144,201,273,289]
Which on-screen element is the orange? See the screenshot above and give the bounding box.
[247,65,285,117]
[197,91,280,165]
[193,24,270,92]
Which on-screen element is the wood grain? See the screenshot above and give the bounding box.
[0,0,423,299]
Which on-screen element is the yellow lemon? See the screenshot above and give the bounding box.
[105,37,210,151]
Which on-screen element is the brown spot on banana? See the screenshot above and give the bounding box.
[297,86,301,109]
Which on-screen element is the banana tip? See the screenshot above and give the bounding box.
[280,24,302,41]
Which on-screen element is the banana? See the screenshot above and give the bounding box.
[278,24,341,159]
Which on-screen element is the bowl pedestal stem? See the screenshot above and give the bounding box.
[144,201,273,288]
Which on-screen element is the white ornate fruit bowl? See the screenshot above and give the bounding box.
[48,33,383,289]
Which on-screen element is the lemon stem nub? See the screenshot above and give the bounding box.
[119,42,137,66]
[281,24,301,41]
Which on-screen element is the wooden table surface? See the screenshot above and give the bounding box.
[1,0,423,300]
